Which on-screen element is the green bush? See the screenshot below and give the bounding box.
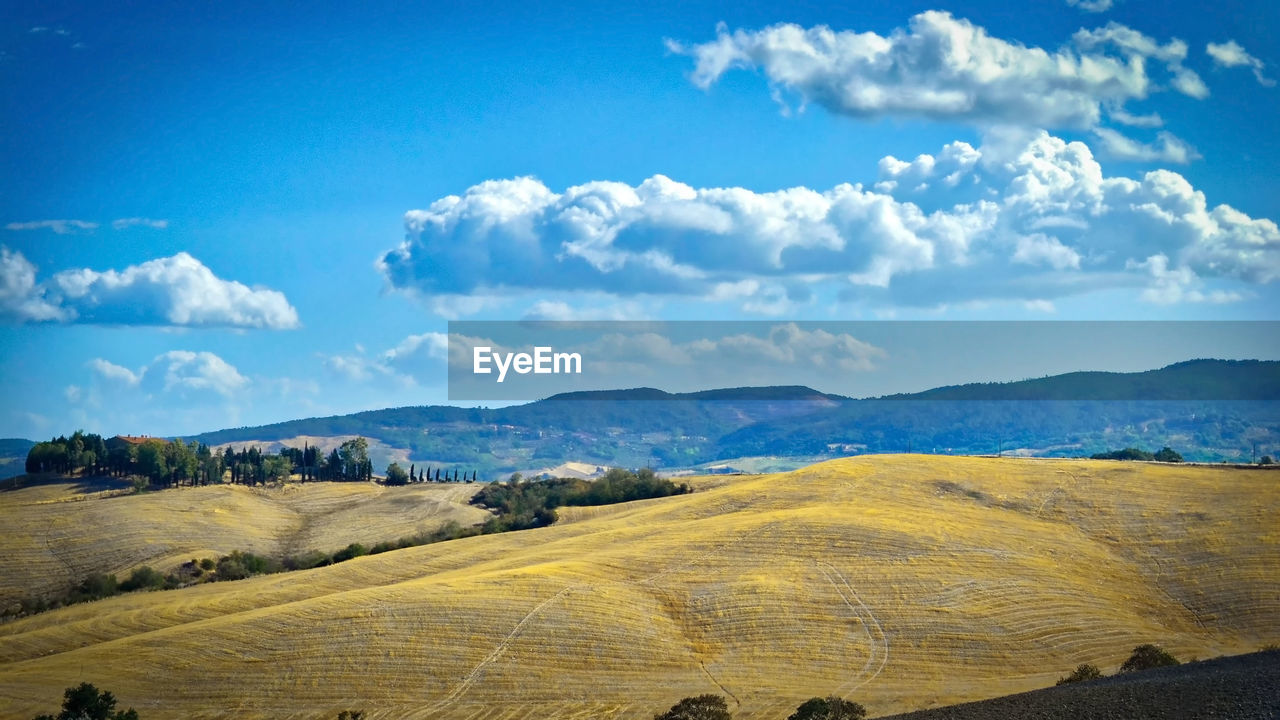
[332,543,368,562]
[120,566,166,592]
[31,682,139,720]
[68,573,119,603]
[1119,644,1180,673]
[284,549,332,570]
[788,696,866,720]
[654,695,731,720]
[214,557,249,581]
[1056,663,1103,684]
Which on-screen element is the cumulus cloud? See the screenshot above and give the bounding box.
[111,217,169,230]
[0,247,67,321]
[0,249,299,328]
[667,12,1206,131]
[1090,128,1201,164]
[1066,0,1113,12]
[382,131,1277,312]
[323,332,449,385]
[1206,40,1276,87]
[89,358,141,385]
[5,219,97,234]
[91,351,248,397]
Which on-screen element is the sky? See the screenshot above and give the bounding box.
[1,0,1278,438]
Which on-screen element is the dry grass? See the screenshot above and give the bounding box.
[0,479,489,608]
[0,456,1276,719]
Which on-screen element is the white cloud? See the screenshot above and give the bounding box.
[0,250,299,328]
[0,247,67,321]
[668,12,1205,131]
[1066,0,1113,12]
[151,351,248,396]
[89,358,141,386]
[322,332,449,386]
[697,323,887,372]
[111,217,169,231]
[1090,128,1201,164]
[5,219,97,234]
[522,299,650,321]
[381,131,1277,312]
[1012,234,1081,270]
[1109,108,1163,128]
[1206,40,1276,87]
[91,351,247,397]
[1126,254,1243,304]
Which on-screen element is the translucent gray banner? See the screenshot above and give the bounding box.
[446,321,1280,401]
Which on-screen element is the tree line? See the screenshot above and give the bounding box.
[23,432,479,488]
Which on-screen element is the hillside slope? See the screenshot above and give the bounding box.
[0,479,490,609]
[1,456,1277,719]
[881,649,1280,720]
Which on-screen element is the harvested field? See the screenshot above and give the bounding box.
[0,456,1276,719]
[0,479,489,608]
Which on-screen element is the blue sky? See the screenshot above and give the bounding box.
[2,0,1278,438]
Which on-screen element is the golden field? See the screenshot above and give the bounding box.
[0,479,489,609]
[1,455,1277,719]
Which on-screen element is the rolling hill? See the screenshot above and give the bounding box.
[1,455,1276,719]
[0,439,35,481]
[176,359,1280,473]
[0,478,489,611]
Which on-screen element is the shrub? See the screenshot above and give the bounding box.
[654,695,731,720]
[384,462,409,486]
[214,557,249,581]
[284,549,332,570]
[120,566,166,592]
[332,543,368,563]
[336,712,364,720]
[1056,663,1103,684]
[69,573,119,603]
[30,681,139,720]
[789,696,867,720]
[1119,644,1180,673]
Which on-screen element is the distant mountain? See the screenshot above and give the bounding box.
[884,359,1280,401]
[186,360,1279,472]
[0,438,36,480]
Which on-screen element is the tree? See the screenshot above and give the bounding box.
[260,455,289,483]
[338,438,369,481]
[653,695,731,720]
[1119,644,1179,673]
[1153,446,1183,463]
[31,682,139,720]
[788,696,866,720]
[385,462,409,486]
[1260,455,1274,465]
[136,440,168,484]
[1056,663,1103,684]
